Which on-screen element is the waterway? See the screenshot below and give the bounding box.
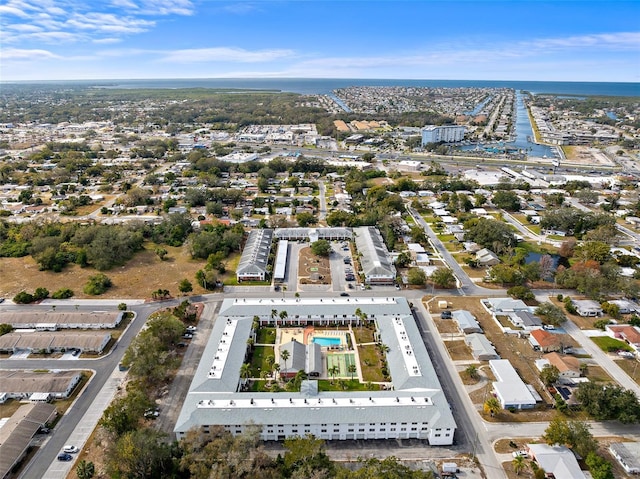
[461,91,555,158]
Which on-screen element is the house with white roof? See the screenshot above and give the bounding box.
[527,443,586,479]
[452,310,482,334]
[489,359,537,409]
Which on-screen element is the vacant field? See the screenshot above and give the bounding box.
[434,318,460,334]
[616,358,640,385]
[0,242,211,300]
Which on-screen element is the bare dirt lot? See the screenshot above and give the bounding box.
[298,246,331,285]
[0,243,209,300]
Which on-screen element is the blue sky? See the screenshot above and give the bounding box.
[1,0,638,82]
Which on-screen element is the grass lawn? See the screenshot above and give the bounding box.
[318,379,378,391]
[357,344,386,382]
[353,325,376,344]
[585,364,614,383]
[256,327,276,344]
[591,336,633,353]
[616,358,640,385]
[249,345,275,377]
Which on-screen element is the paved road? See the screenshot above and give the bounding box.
[413,300,508,479]
[1,302,167,479]
[318,180,327,221]
[501,211,562,248]
[407,206,505,297]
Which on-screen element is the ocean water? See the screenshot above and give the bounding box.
[4,78,639,97]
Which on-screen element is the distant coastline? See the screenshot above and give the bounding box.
[2,78,639,97]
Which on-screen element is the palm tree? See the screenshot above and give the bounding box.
[266,355,275,370]
[279,310,288,326]
[272,362,280,380]
[76,460,95,479]
[512,454,526,475]
[281,349,290,377]
[240,363,251,384]
[466,364,479,380]
[328,365,339,384]
[484,396,501,417]
[348,363,357,381]
[271,309,278,325]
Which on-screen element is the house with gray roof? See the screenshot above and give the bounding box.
[354,227,396,285]
[175,296,456,445]
[236,229,273,282]
[609,442,640,474]
[452,310,482,334]
[464,333,499,361]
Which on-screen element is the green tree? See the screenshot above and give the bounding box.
[464,217,517,250]
[484,397,501,416]
[585,451,615,479]
[310,239,331,257]
[431,267,455,288]
[178,278,193,295]
[281,349,290,376]
[465,364,479,380]
[512,454,527,476]
[13,291,34,304]
[108,428,176,479]
[348,363,357,381]
[76,460,95,479]
[535,302,568,326]
[542,417,598,458]
[83,273,112,295]
[408,267,427,286]
[154,247,168,260]
[492,190,521,211]
[0,323,13,336]
[540,364,560,386]
[335,456,434,478]
[507,285,535,301]
[328,365,339,384]
[296,211,318,227]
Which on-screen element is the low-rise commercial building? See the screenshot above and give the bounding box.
[0,311,124,330]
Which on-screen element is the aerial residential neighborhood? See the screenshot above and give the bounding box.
[0,79,639,479]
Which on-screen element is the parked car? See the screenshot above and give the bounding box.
[542,324,556,330]
[71,349,81,356]
[63,445,79,454]
[38,427,50,434]
[512,451,529,458]
[183,333,193,339]
[57,453,73,461]
[186,326,197,332]
[340,292,349,297]
[144,408,160,419]
[440,310,453,319]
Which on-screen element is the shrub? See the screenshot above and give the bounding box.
[33,287,50,300]
[84,273,113,295]
[118,302,127,311]
[557,294,563,301]
[13,291,34,304]
[52,288,74,299]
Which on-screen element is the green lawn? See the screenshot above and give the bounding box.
[318,379,378,391]
[591,336,633,353]
[249,345,275,376]
[358,344,386,382]
[256,327,276,344]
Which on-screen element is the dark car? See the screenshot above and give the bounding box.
[340,292,349,297]
[57,453,73,461]
[440,310,452,319]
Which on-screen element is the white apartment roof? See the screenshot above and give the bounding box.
[354,227,396,279]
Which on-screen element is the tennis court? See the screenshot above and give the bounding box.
[326,353,356,378]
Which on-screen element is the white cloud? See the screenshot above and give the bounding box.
[0,5,30,17]
[21,31,81,43]
[0,47,60,60]
[528,32,640,51]
[92,37,123,44]
[109,0,194,15]
[160,47,296,63]
[66,13,155,34]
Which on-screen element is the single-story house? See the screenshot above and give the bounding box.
[572,299,603,317]
[529,329,562,353]
[608,299,640,315]
[452,310,482,334]
[527,443,586,479]
[606,325,640,351]
[476,248,500,266]
[482,298,530,314]
[609,442,640,474]
[509,310,542,330]
[465,333,499,361]
[490,359,537,410]
[541,352,581,381]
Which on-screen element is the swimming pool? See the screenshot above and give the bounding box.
[311,337,341,347]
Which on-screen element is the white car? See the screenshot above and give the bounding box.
[512,451,529,458]
[63,445,79,454]
[186,326,197,332]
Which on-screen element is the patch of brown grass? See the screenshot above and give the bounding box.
[616,358,640,385]
[446,340,474,361]
[298,246,331,285]
[0,242,207,299]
